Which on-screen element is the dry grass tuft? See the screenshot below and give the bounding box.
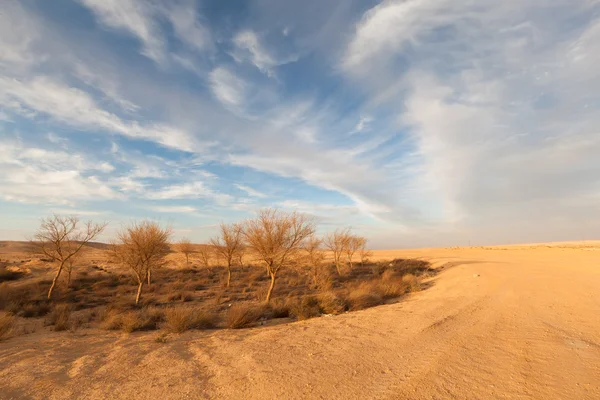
[347,286,384,310]
[45,304,72,331]
[264,300,290,319]
[318,292,347,315]
[167,291,193,302]
[101,307,164,333]
[226,303,263,329]
[288,295,321,320]
[0,312,15,341]
[402,273,422,292]
[163,306,217,333]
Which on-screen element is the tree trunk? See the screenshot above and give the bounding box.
[48,262,65,299]
[226,264,231,288]
[348,258,353,269]
[147,268,151,285]
[265,271,276,303]
[67,266,72,287]
[135,281,144,305]
[335,259,342,275]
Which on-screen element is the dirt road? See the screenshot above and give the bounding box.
[1,245,599,399]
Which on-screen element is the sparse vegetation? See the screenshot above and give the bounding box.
[0,212,432,342]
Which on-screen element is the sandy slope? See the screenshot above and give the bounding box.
[1,245,599,399]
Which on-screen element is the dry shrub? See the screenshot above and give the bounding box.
[0,267,24,282]
[101,307,164,332]
[45,304,72,331]
[99,308,123,330]
[316,271,334,291]
[265,299,290,318]
[226,303,263,329]
[402,274,422,292]
[167,291,193,302]
[288,295,321,320]
[0,282,48,317]
[12,301,52,318]
[0,313,15,341]
[347,287,384,310]
[377,278,410,298]
[164,306,216,333]
[318,292,347,315]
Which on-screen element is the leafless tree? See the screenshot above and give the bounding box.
[236,246,246,268]
[323,228,350,275]
[178,238,194,265]
[112,221,172,305]
[210,223,244,288]
[31,215,107,299]
[345,235,365,269]
[197,245,213,268]
[359,238,373,266]
[243,209,315,303]
[304,235,325,285]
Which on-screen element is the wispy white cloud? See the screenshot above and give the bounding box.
[231,29,299,76]
[77,0,166,64]
[208,67,247,109]
[234,184,267,198]
[0,76,195,152]
[148,182,233,206]
[147,205,199,214]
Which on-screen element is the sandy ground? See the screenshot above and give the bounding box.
[1,244,599,399]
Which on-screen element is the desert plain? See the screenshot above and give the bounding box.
[0,241,599,399]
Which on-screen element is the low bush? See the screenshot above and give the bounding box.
[288,295,321,320]
[264,300,290,319]
[226,303,263,329]
[402,274,422,292]
[45,304,72,331]
[0,312,14,341]
[167,291,193,302]
[318,292,347,315]
[101,307,164,333]
[164,306,216,333]
[0,267,24,282]
[347,287,384,310]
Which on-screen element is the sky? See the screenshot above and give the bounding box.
[1,0,599,248]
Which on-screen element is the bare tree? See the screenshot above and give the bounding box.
[345,235,365,269]
[112,221,171,305]
[304,235,325,285]
[178,238,194,265]
[359,238,373,266]
[31,215,107,299]
[243,209,315,303]
[323,228,350,275]
[197,245,213,268]
[210,223,244,288]
[236,246,246,268]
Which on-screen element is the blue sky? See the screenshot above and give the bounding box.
[1,0,599,248]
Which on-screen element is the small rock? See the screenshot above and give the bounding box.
[473,274,480,277]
